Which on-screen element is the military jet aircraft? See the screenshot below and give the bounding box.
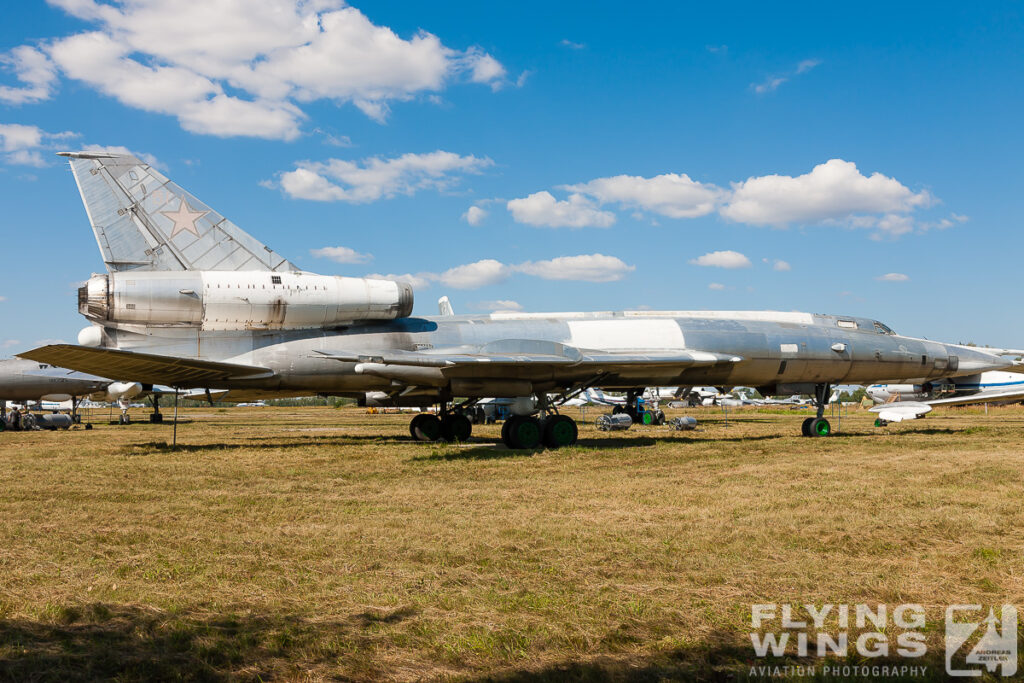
[0,357,216,427]
[19,152,1017,447]
[0,357,113,427]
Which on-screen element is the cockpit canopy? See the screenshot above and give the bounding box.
[828,316,897,335]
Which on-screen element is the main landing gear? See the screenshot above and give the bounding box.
[500,413,578,449]
[800,383,833,437]
[409,411,473,443]
[408,399,580,450]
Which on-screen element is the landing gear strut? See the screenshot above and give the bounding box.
[150,394,164,423]
[800,383,833,437]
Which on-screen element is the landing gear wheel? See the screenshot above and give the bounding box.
[542,414,578,448]
[441,413,472,442]
[501,418,512,444]
[410,413,442,442]
[810,417,831,437]
[150,413,163,424]
[85,423,93,430]
[655,410,666,426]
[504,415,542,449]
[801,417,814,437]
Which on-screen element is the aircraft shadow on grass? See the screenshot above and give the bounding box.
[0,603,417,681]
[118,423,990,458]
[0,605,956,681]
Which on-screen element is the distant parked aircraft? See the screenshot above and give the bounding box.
[867,370,1024,424]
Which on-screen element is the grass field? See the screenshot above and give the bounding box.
[0,403,1022,681]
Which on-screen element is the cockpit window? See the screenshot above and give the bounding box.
[837,320,857,329]
[873,321,896,335]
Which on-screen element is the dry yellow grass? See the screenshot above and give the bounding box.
[0,403,1022,680]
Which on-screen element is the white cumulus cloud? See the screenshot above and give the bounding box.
[720,159,932,234]
[437,259,510,289]
[0,123,77,166]
[368,253,635,292]
[462,205,487,226]
[0,46,58,105]
[510,158,941,238]
[563,173,724,219]
[689,250,752,269]
[515,254,634,282]
[506,191,616,228]
[275,150,492,202]
[15,0,506,140]
[876,272,910,282]
[310,246,372,264]
[708,282,727,291]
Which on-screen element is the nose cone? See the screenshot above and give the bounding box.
[948,345,1014,375]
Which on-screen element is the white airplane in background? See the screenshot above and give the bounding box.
[867,370,1024,424]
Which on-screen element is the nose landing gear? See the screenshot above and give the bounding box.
[801,384,833,437]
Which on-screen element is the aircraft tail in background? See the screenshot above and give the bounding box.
[60,152,297,274]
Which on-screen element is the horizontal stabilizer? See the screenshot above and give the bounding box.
[61,152,297,273]
[18,344,273,387]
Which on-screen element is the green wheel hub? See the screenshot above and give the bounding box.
[513,419,541,449]
[548,418,576,447]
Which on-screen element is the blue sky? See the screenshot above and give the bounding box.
[1,1,1022,352]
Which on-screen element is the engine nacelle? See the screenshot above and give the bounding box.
[79,270,414,330]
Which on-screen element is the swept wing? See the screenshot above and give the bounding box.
[19,345,273,387]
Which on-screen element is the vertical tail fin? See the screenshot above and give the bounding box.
[60,152,297,273]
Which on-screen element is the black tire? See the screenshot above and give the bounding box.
[506,416,542,449]
[501,418,512,445]
[150,413,163,424]
[801,417,814,437]
[655,410,666,426]
[810,417,831,437]
[441,413,472,442]
[542,415,578,448]
[0,419,5,433]
[411,413,442,442]
[85,423,93,430]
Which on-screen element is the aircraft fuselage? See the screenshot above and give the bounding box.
[99,310,1003,399]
